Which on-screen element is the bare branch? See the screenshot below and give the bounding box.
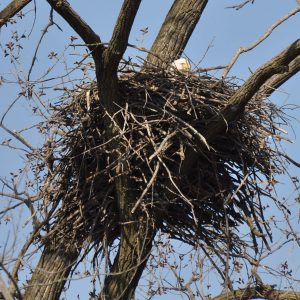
[145,0,208,68]
[0,0,31,28]
[28,9,56,80]
[46,0,102,54]
[0,262,22,300]
[227,0,256,10]
[222,6,300,78]
[0,123,34,151]
[9,227,42,296]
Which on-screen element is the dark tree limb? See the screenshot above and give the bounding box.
[257,55,300,98]
[103,0,141,72]
[99,212,155,300]
[212,284,300,300]
[204,39,300,142]
[144,0,208,68]
[46,0,102,54]
[0,0,31,28]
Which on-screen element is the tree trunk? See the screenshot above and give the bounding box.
[145,0,208,68]
[100,215,154,299]
[95,74,155,299]
[23,247,78,300]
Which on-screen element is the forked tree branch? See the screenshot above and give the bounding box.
[144,0,208,68]
[46,0,102,55]
[0,0,31,28]
[204,39,300,142]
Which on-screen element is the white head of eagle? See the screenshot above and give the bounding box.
[171,58,191,72]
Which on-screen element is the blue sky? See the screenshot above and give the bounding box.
[0,1,300,299]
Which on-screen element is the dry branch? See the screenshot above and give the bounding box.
[222,6,300,78]
[46,0,102,54]
[0,274,13,300]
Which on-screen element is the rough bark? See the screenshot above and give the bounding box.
[257,55,300,97]
[145,0,208,68]
[99,198,154,299]
[93,1,156,299]
[0,0,31,28]
[23,247,78,300]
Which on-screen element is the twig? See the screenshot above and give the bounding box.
[28,9,57,80]
[0,123,34,151]
[222,6,300,78]
[131,162,160,214]
[227,0,255,10]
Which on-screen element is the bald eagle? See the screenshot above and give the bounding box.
[171,58,191,72]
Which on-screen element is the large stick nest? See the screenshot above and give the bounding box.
[37,67,290,256]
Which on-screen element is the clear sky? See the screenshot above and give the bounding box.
[0,1,300,299]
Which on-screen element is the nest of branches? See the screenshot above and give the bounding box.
[37,67,290,257]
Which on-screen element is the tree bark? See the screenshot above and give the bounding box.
[100,208,154,299]
[0,0,32,28]
[23,247,78,300]
[257,55,300,97]
[145,0,208,68]
[93,1,156,298]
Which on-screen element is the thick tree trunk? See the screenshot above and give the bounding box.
[145,0,208,68]
[96,69,156,300]
[23,247,78,300]
[100,216,154,299]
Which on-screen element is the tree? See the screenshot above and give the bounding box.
[0,0,300,299]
